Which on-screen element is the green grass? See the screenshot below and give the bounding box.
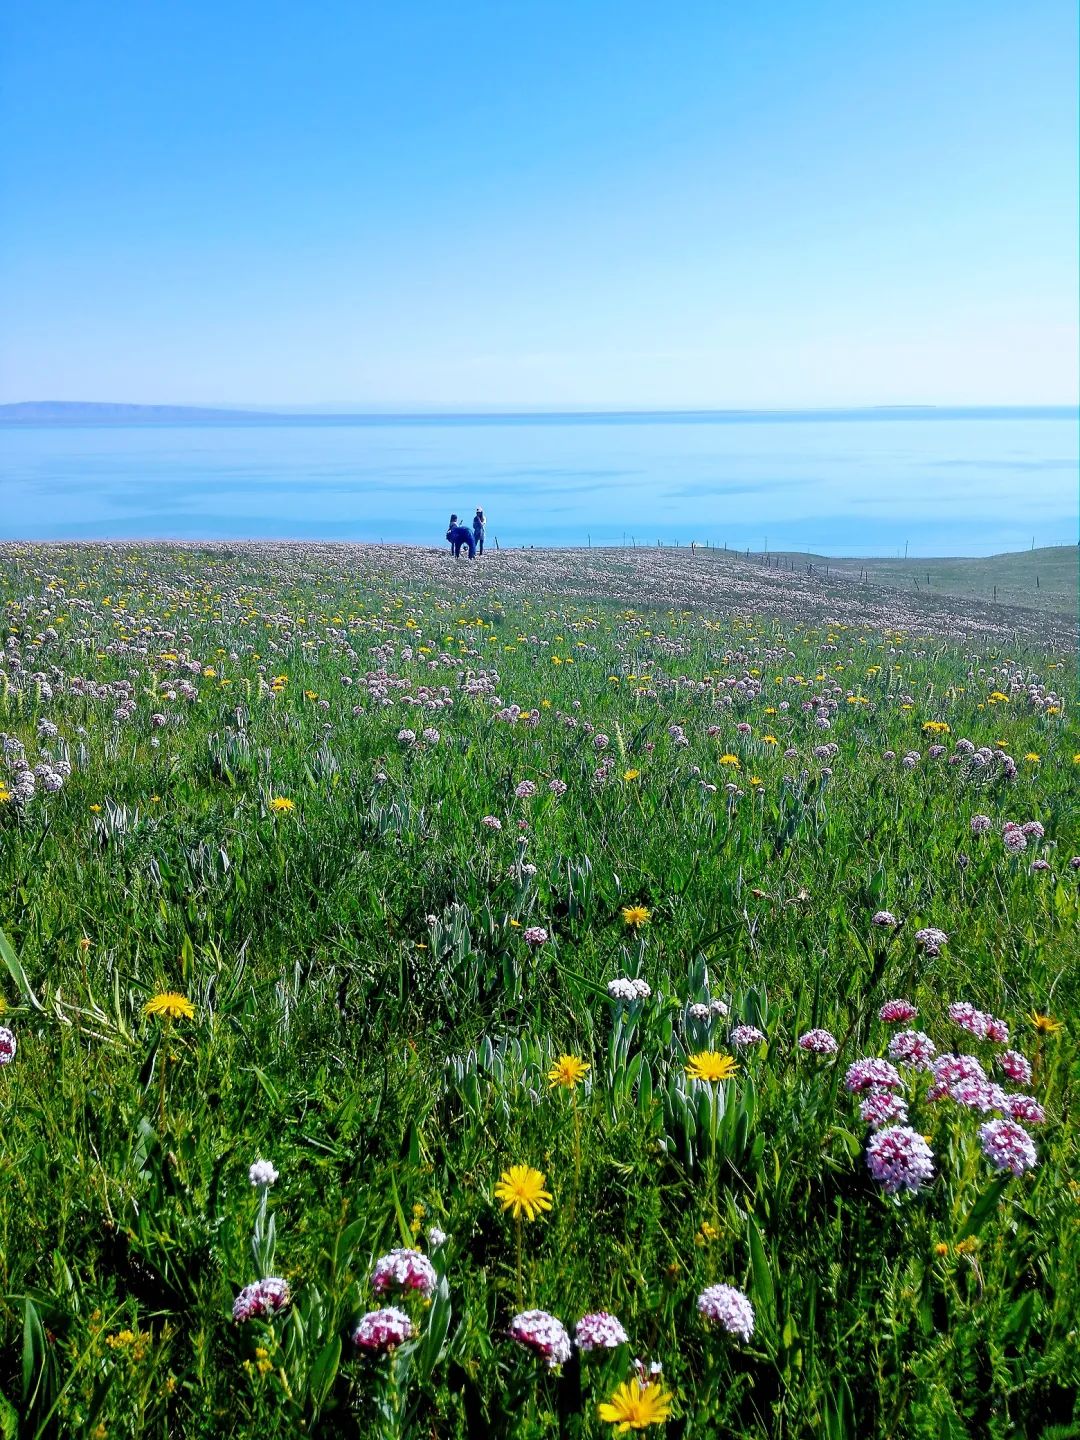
[0,541,1077,1439]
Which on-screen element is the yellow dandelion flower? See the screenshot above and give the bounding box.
[598,1378,674,1431]
[1030,1010,1063,1035]
[934,1242,949,1257]
[1023,753,1040,763]
[622,768,641,782]
[685,1051,738,1083]
[621,904,651,929]
[547,1054,590,1089]
[269,797,295,813]
[718,754,740,767]
[494,1165,553,1222]
[762,735,778,745]
[143,992,195,1021]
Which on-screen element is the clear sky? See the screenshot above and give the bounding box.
[1,0,1076,409]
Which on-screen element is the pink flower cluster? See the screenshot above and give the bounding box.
[871,910,899,928]
[978,1118,1038,1176]
[1003,1094,1045,1125]
[887,1030,936,1071]
[523,925,549,948]
[697,1284,755,1341]
[865,1125,935,1195]
[730,1025,765,1047]
[574,1311,629,1351]
[927,1052,985,1101]
[879,998,917,1024]
[233,1277,291,1322]
[798,1028,838,1055]
[914,927,948,956]
[844,1058,903,1093]
[371,1247,437,1298]
[947,1001,1008,1045]
[859,1091,909,1129]
[507,1310,572,1368]
[0,1027,16,1064]
[353,1307,416,1352]
[998,1050,1032,1085]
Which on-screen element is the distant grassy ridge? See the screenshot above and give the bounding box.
[747,545,1077,617]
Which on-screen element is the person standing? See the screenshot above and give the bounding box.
[472,507,486,556]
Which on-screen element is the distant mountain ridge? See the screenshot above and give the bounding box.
[1,401,1075,427]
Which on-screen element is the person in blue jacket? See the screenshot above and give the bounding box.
[472,507,486,556]
[445,514,475,558]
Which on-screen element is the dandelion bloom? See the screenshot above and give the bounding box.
[844,1058,903,1093]
[494,1165,553,1221]
[248,1160,279,1187]
[865,1126,935,1195]
[523,925,549,948]
[888,1030,936,1071]
[352,1307,416,1352]
[978,1118,1038,1176]
[621,904,651,929]
[622,769,641,782]
[269,797,294,813]
[730,1025,765,1048]
[798,1028,838,1055]
[598,1378,674,1431]
[575,1312,629,1351]
[697,1284,755,1341]
[507,1310,571,1368]
[879,999,917,1024]
[547,1054,589,1090]
[371,1247,437,1298]
[685,1051,738,1084]
[1030,1011,1063,1035]
[143,992,195,1021]
[232,1277,291,1322]
[998,1050,1032,1085]
[0,1027,16,1064]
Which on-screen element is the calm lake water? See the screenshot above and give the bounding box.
[1,410,1075,555]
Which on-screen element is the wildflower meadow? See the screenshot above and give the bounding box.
[0,541,1076,1439]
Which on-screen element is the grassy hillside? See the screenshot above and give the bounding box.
[756,546,1076,617]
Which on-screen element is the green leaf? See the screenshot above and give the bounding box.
[0,926,45,1012]
[957,1175,1010,1240]
[310,1336,341,1410]
[747,1215,777,1334]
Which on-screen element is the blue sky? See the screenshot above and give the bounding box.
[1,0,1076,408]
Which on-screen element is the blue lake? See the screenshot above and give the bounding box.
[0,409,1075,555]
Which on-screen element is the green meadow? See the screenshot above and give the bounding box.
[0,542,1076,1439]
